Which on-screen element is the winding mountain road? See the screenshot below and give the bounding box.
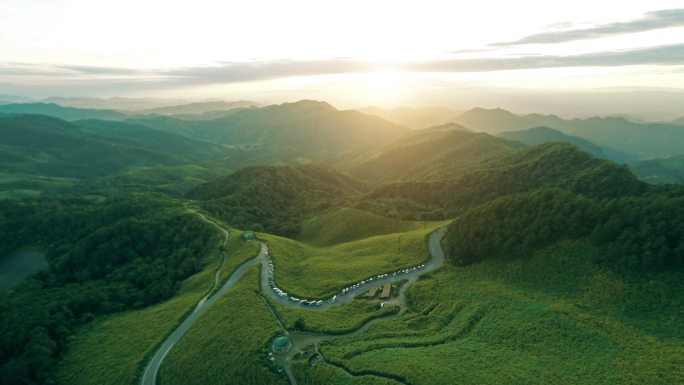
[140,211,446,385]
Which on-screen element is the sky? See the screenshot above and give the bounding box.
[1,0,684,116]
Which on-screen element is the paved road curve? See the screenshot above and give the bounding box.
[140,212,445,385]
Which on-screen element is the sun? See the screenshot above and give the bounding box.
[360,69,410,106]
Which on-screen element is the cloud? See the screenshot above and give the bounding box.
[161,44,684,83]
[492,8,684,46]
[1,44,683,91]
[418,44,684,72]
[57,64,143,75]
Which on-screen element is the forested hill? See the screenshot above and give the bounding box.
[359,142,644,219]
[442,187,684,268]
[0,114,240,176]
[348,124,523,183]
[434,140,684,284]
[0,114,249,197]
[187,164,368,235]
[187,140,647,238]
[0,195,219,384]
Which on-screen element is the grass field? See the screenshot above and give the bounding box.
[159,266,287,385]
[291,353,397,385]
[297,207,433,246]
[260,221,445,299]
[311,240,684,385]
[268,298,398,334]
[54,214,684,385]
[55,227,259,385]
[218,229,261,283]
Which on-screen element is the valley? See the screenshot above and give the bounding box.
[1,99,683,385]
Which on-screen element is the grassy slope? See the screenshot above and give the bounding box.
[269,299,398,335]
[260,221,445,298]
[318,241,684,385]
[159,266,286,385]
[292,347,396,385]
[218,229,261,283]
[55,230,259,385]
[297,207,431,246]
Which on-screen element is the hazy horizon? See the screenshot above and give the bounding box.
[2,1,684,119]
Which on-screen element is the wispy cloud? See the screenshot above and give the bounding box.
[162,44,684,83]
[58,65,143,75]
[2,44,683,88]
[492,8,684,46]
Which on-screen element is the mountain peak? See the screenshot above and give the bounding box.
[462,107,517,118]
[280,99,337,111]
[424,122,471,132]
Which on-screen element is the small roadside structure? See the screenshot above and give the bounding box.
[241,232,255,242]
[367,286,379,298]
[272,335,292,353]
[380,282,392,299]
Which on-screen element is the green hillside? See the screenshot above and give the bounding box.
[317,242,684,385]
[297,207,431,246]
[361,142,644,222]
[0,115,245,197]
[55,224,260,385]
[349,125,522,183]
[260,222,442,298]
[188,164,368,236]
[159,267,285,385]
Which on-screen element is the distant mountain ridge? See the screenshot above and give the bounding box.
[42,96,189,111]
[358,106,458,129]
[129,100,409,160]
[630,155,684,184]
[137,100,258,115]
[454,107,684,160]
[498,126,606,159]
[0,103,127,121]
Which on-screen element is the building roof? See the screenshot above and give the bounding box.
[273,336,291,350]
[380,282,391,298]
